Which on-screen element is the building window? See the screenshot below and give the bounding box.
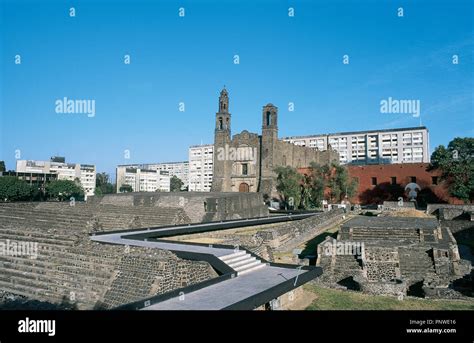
[432,176,438,185]
[219,117,223,130]
[266,111,271,126]
[371,177,377,186]
[242,163,248,176]
[391,177,397,185]
[410,176,416,183]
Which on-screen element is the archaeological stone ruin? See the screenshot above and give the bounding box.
[316,215,472,298]
[0,199,221,309]
[1,193,472,309]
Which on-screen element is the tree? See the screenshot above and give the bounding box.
[430,137,474,203]
[95,172,114,195]
[328,163,358,203]
[274,163,358,210]
[301,164,328,209]
[0,176,35,201]
[119,184,133,193]
[170,175,184,192]
[304,162,358,206]
[274,166,302,209]
[0,161,5,172]
[46,180,84,201]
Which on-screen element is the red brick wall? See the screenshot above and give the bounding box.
[298,163,462,205]
[347,163,463,204]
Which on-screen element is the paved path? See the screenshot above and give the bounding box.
[90,214,318,310]
[144,265,304,310]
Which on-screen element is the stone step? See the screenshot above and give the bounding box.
[0,256,115,280]
[228,256,256,269]
[0,234,75,247]
[0,278,97,309]
[0,210,91,220]
[0,228,75,240]
[223,254,253,265]
[0,278,65,303]
[219,251,246,262]
[236,262,266,275]
[0,267,110,293]
[234,260,262,272]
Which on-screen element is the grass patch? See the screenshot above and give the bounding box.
[304,284,474,310]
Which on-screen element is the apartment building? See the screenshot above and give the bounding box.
[16,157,96,198]
[283,127,429,165]
[144,161,189,189]
[188,144,213,192]
[116,166,171,193]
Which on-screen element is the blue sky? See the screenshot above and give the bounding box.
[1,0,473,179]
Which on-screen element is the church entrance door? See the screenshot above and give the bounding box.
[239,183,249,192]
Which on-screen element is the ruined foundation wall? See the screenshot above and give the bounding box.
[89,192,268,223]
[255,209,346,252]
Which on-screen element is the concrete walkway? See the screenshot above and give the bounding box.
[90,214,319,310]
[144,265,304,310]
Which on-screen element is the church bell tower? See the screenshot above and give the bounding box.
[211,87,232,192]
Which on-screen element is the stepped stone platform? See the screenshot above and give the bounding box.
[0,196,308,310]
[0,201,224,309]
[316,216,472,298]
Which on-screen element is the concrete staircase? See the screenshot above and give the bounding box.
[219,251,266,275]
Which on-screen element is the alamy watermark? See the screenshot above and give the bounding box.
[216,144,258,164]
[322,239,364,259]
[0,239,38,259]
[380,97,420,118]
[55,97,95,118]
[18,317,55,337]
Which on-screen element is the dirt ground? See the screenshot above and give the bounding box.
[381,209,434,218]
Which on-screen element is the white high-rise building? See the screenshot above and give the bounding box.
[16,157,96,198]
[282,127,430,165]
[116,166,170,193]
[188,144,213,192]
[157,171,171,192]
[144,162,189,189]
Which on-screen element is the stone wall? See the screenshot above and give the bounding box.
[255,209,345,252]
[382,201,416,211]
[0,202,219,310]
[364,247,400,282]
[354,276,407,296]
[427,204,474,220]
[95,247,217,309]
[274,140,338,172]
[0,227,218,310]
[316,216,471,297]
[88,192,268,224]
